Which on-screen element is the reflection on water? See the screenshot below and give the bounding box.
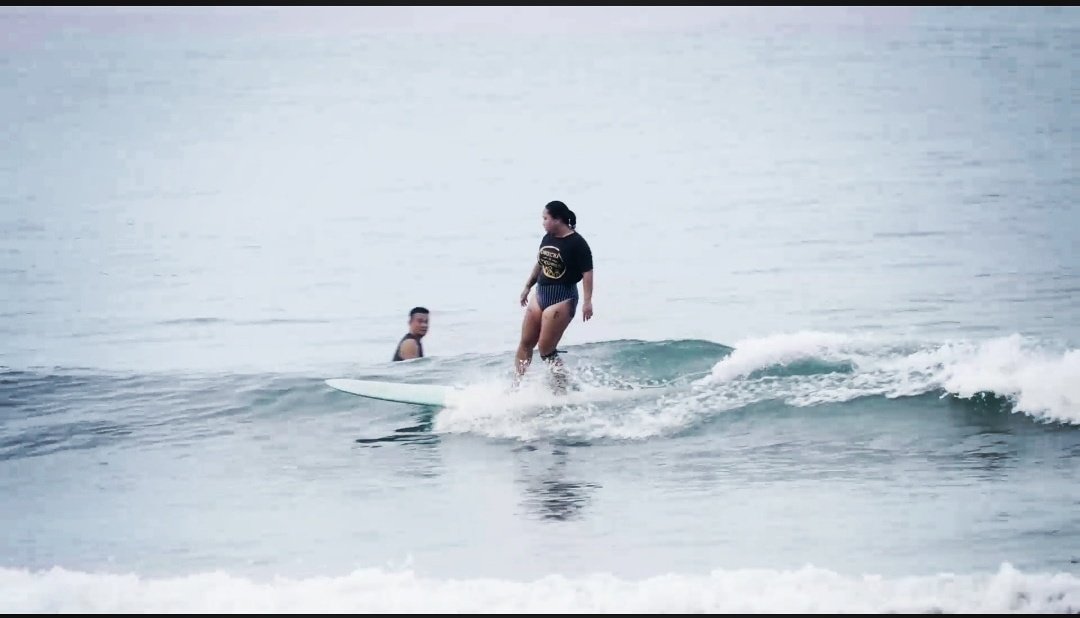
[516,446,600,522]
[354,406,439,447]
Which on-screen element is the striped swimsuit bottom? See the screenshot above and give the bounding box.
[536,283,578,319]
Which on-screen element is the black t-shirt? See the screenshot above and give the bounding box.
[537,231,593,286]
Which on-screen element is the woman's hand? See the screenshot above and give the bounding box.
[582,300,593,321]
[520,286,530,307]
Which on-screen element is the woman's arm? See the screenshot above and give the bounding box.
[578,237,594,321]
[581,269,593,321]
[524,262,540,289]
[520,262,541,307]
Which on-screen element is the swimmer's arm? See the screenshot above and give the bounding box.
[397,338,420,360]
[582,269,593,303]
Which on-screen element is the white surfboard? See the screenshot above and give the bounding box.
[325,378,457,407]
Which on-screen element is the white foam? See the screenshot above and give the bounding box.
[696,331,1080,424]
[933,335,1080,424]
[2,563,1077,613]
[429,332,1080,442]
[702,330,885,383]
[433,372,666,441]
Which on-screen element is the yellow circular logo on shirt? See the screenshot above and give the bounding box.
[538,245,565,279]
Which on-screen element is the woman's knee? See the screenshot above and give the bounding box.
[537,322,571,354]
[519,315,541,347]
[520,330,539,347]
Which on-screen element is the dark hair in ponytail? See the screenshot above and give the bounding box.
[545,200,576,229]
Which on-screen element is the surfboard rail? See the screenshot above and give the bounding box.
[325,378,456,407]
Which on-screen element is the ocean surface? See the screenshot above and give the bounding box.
[2,6,1079,613]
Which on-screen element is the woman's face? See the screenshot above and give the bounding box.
[542,208,559,234]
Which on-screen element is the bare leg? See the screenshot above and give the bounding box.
[514,294,542,384]
[544,353,569,394]
[537,300,575,394]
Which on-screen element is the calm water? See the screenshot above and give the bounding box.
[2,6,1079,613]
